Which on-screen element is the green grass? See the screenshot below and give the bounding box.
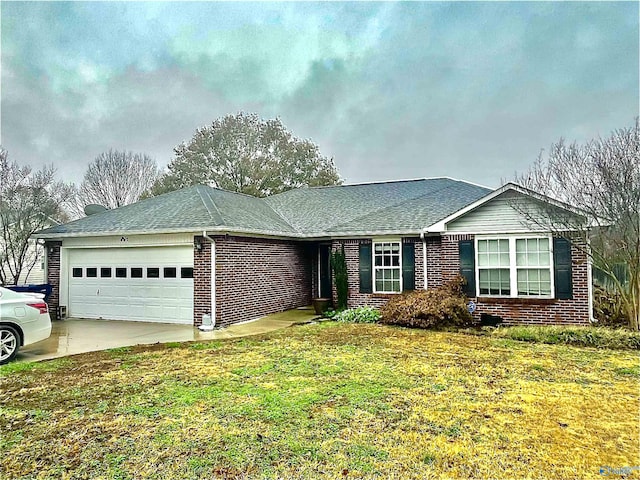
[0,322,638,479]
[487,325,640,350]
[0,357,71,376]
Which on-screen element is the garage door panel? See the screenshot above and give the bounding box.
[68,246,194,324]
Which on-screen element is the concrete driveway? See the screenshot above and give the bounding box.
[17,307,319,363]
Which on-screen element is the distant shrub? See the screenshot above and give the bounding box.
[489,325,640,350]
[380,277,473,329]
[333,306,381,324]
[593,286,628,327]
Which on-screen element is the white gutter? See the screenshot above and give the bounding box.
[420,232,428,290]
[33,227,425,241]
[203,231,216,328]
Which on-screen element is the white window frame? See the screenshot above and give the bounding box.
[372,240,403,294]
[475,235,555,299]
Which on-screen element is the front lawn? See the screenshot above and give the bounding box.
[1,323,638,479]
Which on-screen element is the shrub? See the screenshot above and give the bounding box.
[333,306,381,323]
[331,245,348,310]
[489,325,640,350]
[593,286,628,327]
[380,277,473,329]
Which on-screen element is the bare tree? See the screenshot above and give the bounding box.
[72,150,160,216]
[0,149,73,285]
[515,119,640,330]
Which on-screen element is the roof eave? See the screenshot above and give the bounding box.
[33,226,426,242]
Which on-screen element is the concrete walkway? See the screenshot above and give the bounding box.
[16,306,320,363]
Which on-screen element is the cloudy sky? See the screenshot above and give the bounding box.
[1,1,638,188]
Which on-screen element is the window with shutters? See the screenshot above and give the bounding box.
[373,242,402,293]
[476,236,554,298]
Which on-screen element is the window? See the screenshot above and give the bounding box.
[100,267,112,278]
[131,268,143,278]
[181,267,194,279]
[516,238,552,296]
[72,268,83,278]
[86,268,97,278]
[147,267,160,278]
[477,239,511,296]
[115,268,127,278]
[164,267,177,278]
[476,236,553,298]
[373,242,401,293]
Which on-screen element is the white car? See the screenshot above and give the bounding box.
[0,287,52,364]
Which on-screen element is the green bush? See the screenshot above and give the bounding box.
[331,245,348,311]
[380,277,473,329]
[489,325,640,350]
[333,306,381,323]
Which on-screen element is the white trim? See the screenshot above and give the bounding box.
[475,234,555,299]
[425,182,590,233]
[62,242,192,249]
[34,227,426,241]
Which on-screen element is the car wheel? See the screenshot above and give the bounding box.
[0,326,20,365]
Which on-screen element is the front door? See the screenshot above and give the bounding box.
[319,244,332,299]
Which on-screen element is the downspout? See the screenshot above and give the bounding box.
[586,234,594,323]
[203,231,216,328]
[420,232,428,290]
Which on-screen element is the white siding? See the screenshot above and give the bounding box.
[446,190,559,233]
[2,241,45,285]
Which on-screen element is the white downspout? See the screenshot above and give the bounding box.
[203,231,216,328]
[587,235,594,323]
[420,232,428,290]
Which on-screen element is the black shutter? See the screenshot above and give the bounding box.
[459,240,476,296]
[359,243,372,294]
[553,237,572,299]
[402,242,415,291]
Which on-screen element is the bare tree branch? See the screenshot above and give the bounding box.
[514,119,640,330]
[0,149,73,285]
[70,150,160,217]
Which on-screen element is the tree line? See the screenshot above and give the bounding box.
[0,113,637,329]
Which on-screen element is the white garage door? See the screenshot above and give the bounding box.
[68,246,194,324]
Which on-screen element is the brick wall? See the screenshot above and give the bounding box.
[413,239,425,290]
[193,236,212,326]
[213,236,312,327]
[438,234,590,325]
[45,242,61,320]
[425,236,443,288]
[332,238,424,309]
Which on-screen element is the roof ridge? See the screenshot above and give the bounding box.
[196,185,225,225]
[322,181,459,231]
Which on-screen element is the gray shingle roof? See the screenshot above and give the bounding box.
[36,178,491,238]
[265,178,490,235]
[37,185,296,237]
